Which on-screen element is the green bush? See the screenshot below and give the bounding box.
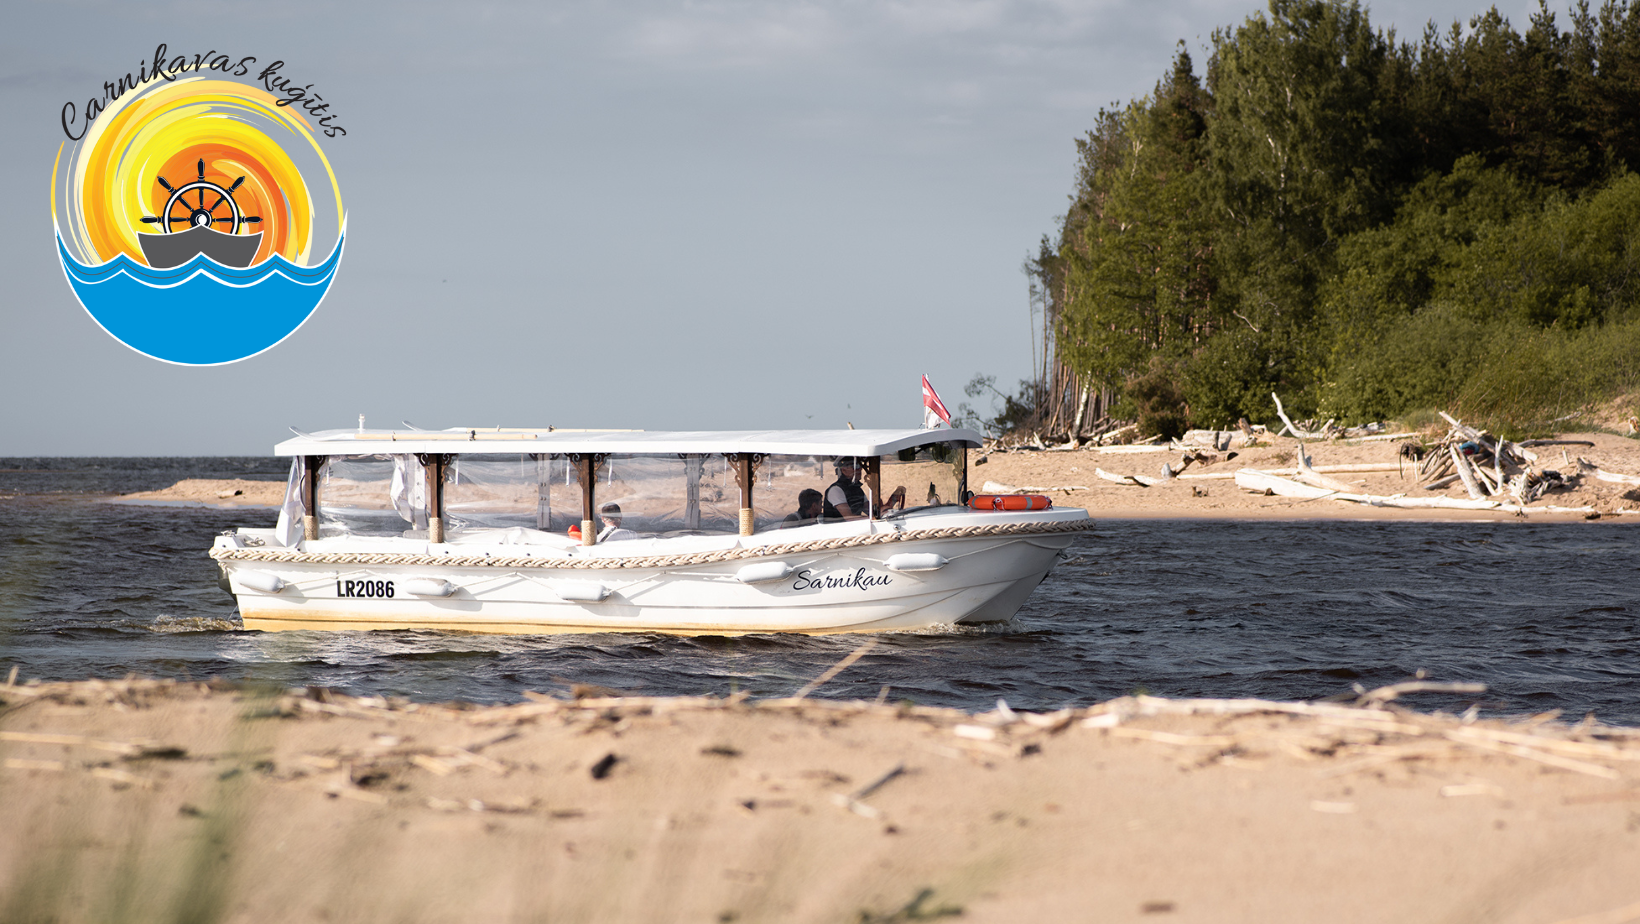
[1180,330,1282,429]
[1323,304,1487,423]
[1324,310,1640,435]
[1125,358,1189,439]
[1455,317,1640,435]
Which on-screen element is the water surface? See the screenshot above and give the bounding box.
[3,458,1636,723]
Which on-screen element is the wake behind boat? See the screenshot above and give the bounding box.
[210,426,1091,634]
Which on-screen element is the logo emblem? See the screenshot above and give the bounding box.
[52,60,345,365]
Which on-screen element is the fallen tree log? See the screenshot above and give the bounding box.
[1235,470,1338,499]
[1521,439,1596,448]
[1093,469,1157,488]
[1344,432,1419,443]
[1235,470,1604,514]
[1294,445,1360,494]
[980,481,1093,494]
[1449,444,1487,500]
[1576,458,1640,486]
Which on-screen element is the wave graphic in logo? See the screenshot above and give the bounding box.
[57,225,344,366]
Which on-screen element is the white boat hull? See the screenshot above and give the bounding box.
[214,510,1088,635]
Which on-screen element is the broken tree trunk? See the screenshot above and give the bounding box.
[1449,444,1487,500]
[1293,445,1359,494]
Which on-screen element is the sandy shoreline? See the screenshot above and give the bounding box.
[3,677,1639,923]
[115,431,1640,521]
[118,478,285,508]
[974,430,1640,522]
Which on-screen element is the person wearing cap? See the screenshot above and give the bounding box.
[597,502,639,542]
[822,458,905,521]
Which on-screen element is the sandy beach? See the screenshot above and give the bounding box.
[972,430,1640,521]
[3,676,1639,923]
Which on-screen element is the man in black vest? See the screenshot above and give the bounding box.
[822,458,906,521]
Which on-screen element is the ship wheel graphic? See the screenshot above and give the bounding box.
[140,159,262,234]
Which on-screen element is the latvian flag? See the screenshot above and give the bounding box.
[922,374,952,429]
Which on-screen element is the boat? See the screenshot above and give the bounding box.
[210,426,1092,634]
[138,224,262,269]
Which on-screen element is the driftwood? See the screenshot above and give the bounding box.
[1238,418,1261,446]
[1093,469,1157,488]
[1293,445,1359,494]
[1176,464,1397,482]
[1345,431,1419,443]
[980,480,1093,493]
[1182,428,1270,450]
[1416,411,1560,502]
[1234,469,1601,514]
[1521,439,1596,448]
[1272,393,1329,440]
[1161,451,1218,480]
[1449,444,1487,500]
[1577,458,1640,486]
[1090,445,1177,455]
[1235,470,1337,499]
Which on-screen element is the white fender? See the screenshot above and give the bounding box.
[556,582,610,603]
[885,552,949,572]
[236,571,285,594]
[735,561,793,584]
[403,578,455,597]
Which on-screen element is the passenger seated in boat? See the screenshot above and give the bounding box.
[823,458,906,520]
[780,489,828,528]
[597,503,640,542]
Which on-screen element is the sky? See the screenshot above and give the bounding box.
[0,0,1570,455]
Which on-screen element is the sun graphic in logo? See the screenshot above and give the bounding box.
[52,77,345,366]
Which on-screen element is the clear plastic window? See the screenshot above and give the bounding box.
[584,454,740,537]
[445,454,565,531]
[309,443,968,541]
[881,444,966,513]
[317,454,414,537]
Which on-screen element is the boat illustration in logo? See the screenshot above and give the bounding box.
[136,158,264,269]
[51,77,345,365]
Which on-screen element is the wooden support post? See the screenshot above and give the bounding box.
[534,454,551,530]
[682,455,702,530]
[301,455,323,541]
[730,453,758,536]
[571,454,601,545]
[863,457,882,519]
[417,453,450,543]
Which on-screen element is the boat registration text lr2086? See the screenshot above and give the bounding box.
[337,579,394,598]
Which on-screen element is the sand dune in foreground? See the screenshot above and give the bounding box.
[3,677,1638,923]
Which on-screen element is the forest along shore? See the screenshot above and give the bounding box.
[2,677,1639,923]
[116,430,1640,520]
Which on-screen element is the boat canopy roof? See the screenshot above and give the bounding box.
[274,427,984,458]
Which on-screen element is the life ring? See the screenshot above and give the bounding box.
[968,494,1052,511]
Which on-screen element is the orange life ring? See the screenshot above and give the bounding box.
[968,494,1052,511]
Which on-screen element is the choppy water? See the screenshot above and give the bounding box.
[3,458,1638,724]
